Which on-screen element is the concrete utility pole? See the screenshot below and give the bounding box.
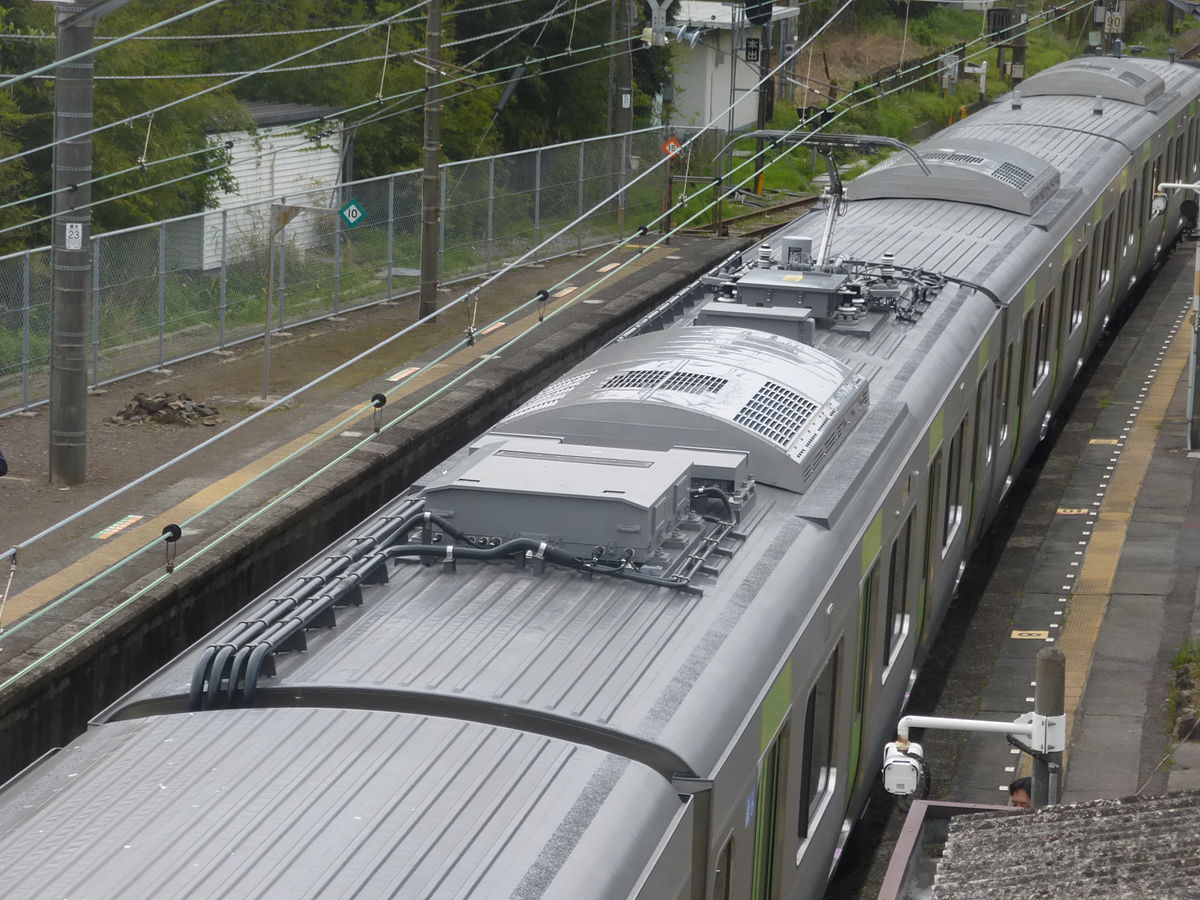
[1033,647,1066,807]
[1011,0,1028,86]
[419,0,442,319]
[614,0,634,230]
[49,6,94,485]
[42,0,134,485]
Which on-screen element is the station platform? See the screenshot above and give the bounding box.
[928,242,1200,806]
[829,242,1200,898]
[0,233,748,780]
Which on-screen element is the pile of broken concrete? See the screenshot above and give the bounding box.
[109,392,225,427]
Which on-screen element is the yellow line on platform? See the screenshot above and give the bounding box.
[1058,311,1190,755]
[3,249,666,626]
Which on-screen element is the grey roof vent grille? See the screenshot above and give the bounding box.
[504,368,596,418]
[493,327,868,493]
[661,371,728,394]
[850,136,1060,216]
[1019,57,1165,106]
[992,161,1034,190]
[602,369,667,391]
[922,151,985,165]
[734,382,818,447]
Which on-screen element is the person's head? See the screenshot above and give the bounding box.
[1008,776,1032,809]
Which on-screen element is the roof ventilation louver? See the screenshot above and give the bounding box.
[491,328,868,493]
[660,371,729,394]
[850,137,1060,216]
[734,381,818,447]
[602,369,668,391]
[922,151,985,165]
[1018,57,1165,106]
[992,161,1034,190]
[502,369,596,420]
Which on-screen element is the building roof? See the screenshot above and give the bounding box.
[675,1,800,28]
[933,789,1200,898]
[241,100,342,129]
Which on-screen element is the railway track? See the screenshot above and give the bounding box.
[681,193,821,240]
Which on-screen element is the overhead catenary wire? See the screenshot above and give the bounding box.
[0,0,1086,244]
[0,0,543,43]
[0,0,231,90]
[4,0,1079,225]
[0,34,641,231]
[0,0,434,170]
[0,0,616,223]
[0,0,1094,664]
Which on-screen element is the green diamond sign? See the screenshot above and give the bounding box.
[339,199,366,228]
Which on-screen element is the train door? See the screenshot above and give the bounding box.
[847,560,880,795]
[751,728,787,900]
[918,449,942,642]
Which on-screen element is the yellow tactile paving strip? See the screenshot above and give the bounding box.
[2,250,667,627]
[1057,311,1191,755]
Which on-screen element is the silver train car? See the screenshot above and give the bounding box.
[1,54,1199,900]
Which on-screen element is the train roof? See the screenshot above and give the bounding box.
[111,55,1200,782]
[0,708,684,899]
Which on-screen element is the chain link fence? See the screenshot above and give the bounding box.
[1,126,708,416]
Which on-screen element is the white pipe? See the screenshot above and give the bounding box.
[896,714,1033,742]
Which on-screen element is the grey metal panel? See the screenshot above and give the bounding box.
[497,327,868,493]
[1019,56,1165,105]
[849,137,1061,215]
[0,709,681,900]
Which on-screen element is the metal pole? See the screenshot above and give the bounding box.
[419,0,443,319]
[332,213,341,316]
[387,177,395,300]
[157,224,166,366]
[1033,647,1066,807]
[262,217,277,400]
[1012,0,1028,85]
[615,0,633,236]
[49,8,95,484]
[438,168,447,279]
[219,209,228,346]
[91,237,100,386]
[534,148,542,262]
[1190,239,1200,451]
[578,141,585,253]
[487,157,495,272]
[21,252,30,408]
[755,21,773,193]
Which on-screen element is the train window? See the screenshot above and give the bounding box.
[1142,159,1154,220]
[1119,189,1132,253]
[1034,297,1052,389]
[974,367,993,468]
[1058,262,1073,346]
[997,346,1012,445]
[1020,308,1036,396]
[714,838,733,900]
[855,564,878,725]
[1193,118,1199,176]
[800,648,838,839]
[884,513,913,667]
[1099,215,1114,288]
[921,450,942,632]
[942,420,965,548]
[1070,248,1087,333]
[752,730,786,900]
